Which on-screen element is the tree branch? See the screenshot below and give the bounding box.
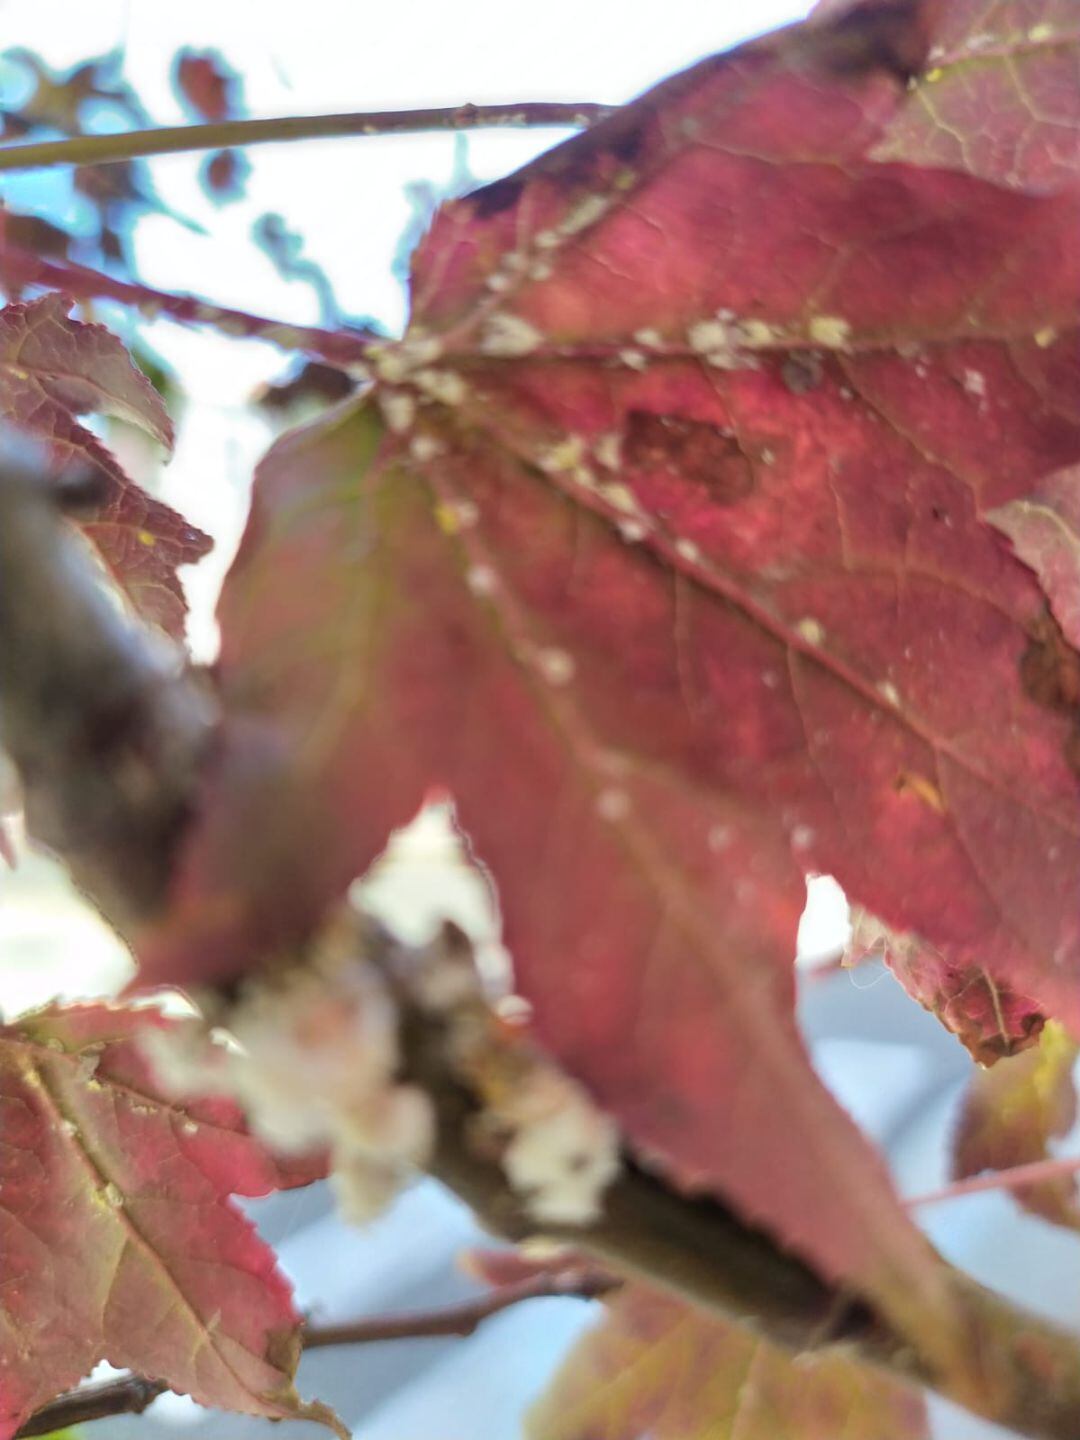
[302,1265,618,1348]
[0,444,214,933]
[0,102,614,173]
[14,1269,618,1436]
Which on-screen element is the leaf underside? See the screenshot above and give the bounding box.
[951,1019,1080,1230]
[529,1283,927,1440]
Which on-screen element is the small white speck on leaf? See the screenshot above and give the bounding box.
[599,481,640,516]
[688,318,733,355]
[379,391,416,433]
[594,432,623,470]
[962,368,986,398]
[618,518,648,543]
[675,538,702,564]
[409,434,445,463]
[369,333,443,383]
[705,350,745,370]
[877,680,901,706]
[432,498,479,537]
[479,313,544,357]
[400,333,444,365]
[796,617,825,646]
[618,348,648,371]
[414,368,468,406]
[738,318,780,347]
[807,315,851,349]
[466,564,498,596]
[537,647,576,685]
[560,193,610,236]
[791,825,815,850]
[596,787,631,821]
[632,328,664,349]
[451,499,479,528]
[538,435,587,475]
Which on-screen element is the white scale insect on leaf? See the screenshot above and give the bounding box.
[479,313,545,357]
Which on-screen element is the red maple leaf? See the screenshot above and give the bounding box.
[0,1003,333,1439]
[174,49,244,124]
[138,0,1080,1363]
[0,294,211,636]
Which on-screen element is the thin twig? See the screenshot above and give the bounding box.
[0,243,375,366]
[907,1153,1080,1209]
[0,102,614,173]
[14,1271,617,1436]
[303,1265,617,1348]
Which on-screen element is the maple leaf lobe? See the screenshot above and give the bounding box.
[0,1004,330,1438]
[0,295,211,634]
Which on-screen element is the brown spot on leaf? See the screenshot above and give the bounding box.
[1020,610,1080,774]
[624,411,753,503]
[606,121,646,165]
[1022,610,1080,713]
[780,351,823,395]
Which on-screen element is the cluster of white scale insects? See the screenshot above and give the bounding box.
[143,915,621,1228]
